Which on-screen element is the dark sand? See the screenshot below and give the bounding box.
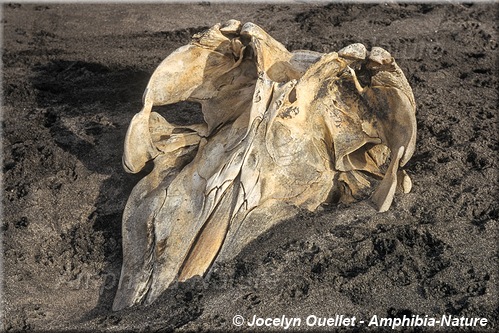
[2,2,497,332]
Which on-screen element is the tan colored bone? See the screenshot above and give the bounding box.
[345,49,416,212]
[113,20,417,311]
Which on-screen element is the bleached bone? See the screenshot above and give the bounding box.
[113,20,416,310]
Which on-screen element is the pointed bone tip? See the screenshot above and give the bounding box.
[368,47,394,65]
[398,170,412,193]
[122,155,143,174]
[371,146,404,212]
[402,176,412,194]
[400,141,416,167]
[377,205,390,213]
[372,189,395,213]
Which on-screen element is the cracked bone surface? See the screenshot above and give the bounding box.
[113,20,416,310]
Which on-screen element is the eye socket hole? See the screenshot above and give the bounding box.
[288,87,297,103]
[153,101,204,126]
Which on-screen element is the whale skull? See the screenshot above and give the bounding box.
[113,20,416,310]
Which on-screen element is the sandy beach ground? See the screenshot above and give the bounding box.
[2,2,497,332]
